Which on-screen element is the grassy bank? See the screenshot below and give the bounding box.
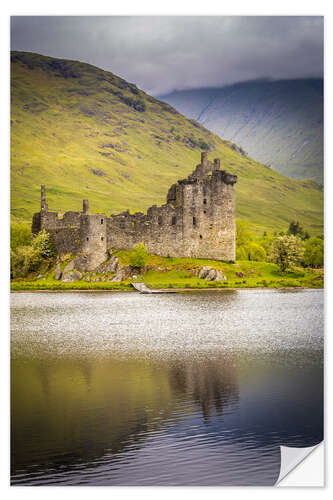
[11,251,323,291]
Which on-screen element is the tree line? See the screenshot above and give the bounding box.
[236,219,324,273]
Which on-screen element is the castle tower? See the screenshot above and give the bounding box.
[83,199,89,215]
[213,158,220,171]
[41,185,48,211]
[201,151,208,166]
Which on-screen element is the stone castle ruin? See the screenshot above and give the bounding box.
[32,153,237,270]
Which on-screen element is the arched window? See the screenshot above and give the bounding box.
[193,216,197,226]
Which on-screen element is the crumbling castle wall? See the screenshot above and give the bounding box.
[32,153,237,264]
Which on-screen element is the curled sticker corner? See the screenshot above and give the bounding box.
[276,442,323,486]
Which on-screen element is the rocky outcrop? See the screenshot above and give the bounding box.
[111,265,132,282]
[95,256,119,274]
[197,266,226,281]
[54,263,62,280]
[61,270,82,283]
[61,260,82,282]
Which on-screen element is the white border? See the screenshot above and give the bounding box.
[2,1,331,498]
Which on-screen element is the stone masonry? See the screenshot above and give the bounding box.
[32,153,237,268]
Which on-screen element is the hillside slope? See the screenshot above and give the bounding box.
[11,52,323,235]
[159,79,323,182]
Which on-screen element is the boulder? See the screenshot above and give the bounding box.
[63,260,75,273]
[95,256,119,274]
[54,263,62,280]
[112,269,124,282]
[62,271,76,283]
[61,267,82,282]
[198,266,212,279]
[107,256,119,273]
[215,270,227,281]
[198,265,226,281]
[74,271,82,280]
[206,269,217,281]
[111,264,132,282]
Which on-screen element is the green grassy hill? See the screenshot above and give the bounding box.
[11,52,323,235]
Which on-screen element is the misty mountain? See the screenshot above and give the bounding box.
[159,79,323,182]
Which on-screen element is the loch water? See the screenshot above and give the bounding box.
[11,289,323,486]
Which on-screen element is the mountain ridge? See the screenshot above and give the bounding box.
[159,79,323,182]
[10,52,323,235]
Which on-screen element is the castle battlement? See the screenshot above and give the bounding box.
[32,154,237,268]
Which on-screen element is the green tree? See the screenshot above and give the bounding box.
[130,242,148,269]
[10,222,31,251]
[303,237,324,268]
[236,220,266,261]
[32,229,56,258]
[269,235,305,273]
[247,242,267,262]
[288,220,303,236]
[11,229,55,278]
[236,219,252,247]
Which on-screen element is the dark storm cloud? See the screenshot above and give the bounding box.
[11,16,323,95]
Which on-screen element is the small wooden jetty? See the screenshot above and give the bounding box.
[131,282,177,294]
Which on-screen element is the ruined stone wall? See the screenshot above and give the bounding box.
[32,153,237,263]
[106,153,237,260]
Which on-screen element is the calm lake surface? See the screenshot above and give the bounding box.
[11,289,323,486]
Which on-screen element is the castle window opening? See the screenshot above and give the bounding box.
[171,216,177,225]
[101,219,104,224]
[203,210,206,214]
[101,237,104,241]
[86,237,89,241]
[120,222,125,229]
[158,216,163,225]
[200,234,203,239]
[203,198,207,205]
[193,216,197,226]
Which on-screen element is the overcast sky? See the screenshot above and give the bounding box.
[11,16,323,95]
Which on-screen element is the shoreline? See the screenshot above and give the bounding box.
[10,286,323,293]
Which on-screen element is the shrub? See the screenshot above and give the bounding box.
[10,222,31,251]
[288,220,303,236]
[303,237,324,268]
[236,219,252,247]
[11,245,42,277]
[11,229,55,278]
[269,235,305,273]
[199,140,209,150]
[236,246,248,261]
[236,222,266,261]
[130,242,148,269]
[247,242,267,262]
[32,229,56,258]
